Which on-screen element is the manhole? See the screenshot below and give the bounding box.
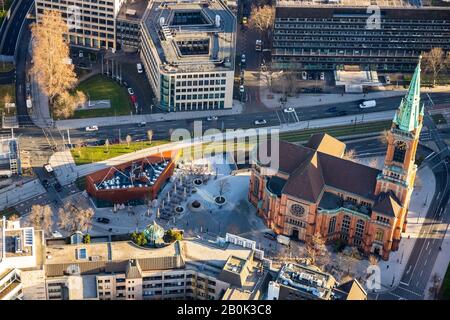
[191,200,201,209]
[193,178,203,186]
[175,206,184,214]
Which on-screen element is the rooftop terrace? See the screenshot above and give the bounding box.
[143,0,236,73]
[276,0,424,8]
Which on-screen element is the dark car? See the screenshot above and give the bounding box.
[97,217,111,224]
[264,232,277,241]
[54,182,62,192]
[326,107,337,113]
[337,110,348,116]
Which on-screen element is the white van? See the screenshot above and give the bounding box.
[359,100,377,109]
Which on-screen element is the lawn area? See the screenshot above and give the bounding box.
[431,113,447,125]
[71,121,391,165]
[73,74,132,119]
[440,262,450,300]
[71,139,170,165]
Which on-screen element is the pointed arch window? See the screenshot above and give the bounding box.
[393,141,407,163]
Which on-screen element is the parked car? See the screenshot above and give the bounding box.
[51,231,63,238]
[239,85,245,93]
[85,125,99,132]
[264,232,277,241]
[284,107,295,113]
[254,119,267,125]
[138,122,146,127]
[241,54,246,65]
[207,116,218,121]
[97,217,111,224]
[301,71,307,80]
[127,87,134,95]
[385,75,391,84]
[320,72,325,80]
[137,63,143,73]
[242,16,248,25]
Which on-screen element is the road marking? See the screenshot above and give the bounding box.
[424,259,428,266]
[420,270,423,277]
[399,281,409,286]
[426,242,429,250]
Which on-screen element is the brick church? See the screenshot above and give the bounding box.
[249,59,424,260]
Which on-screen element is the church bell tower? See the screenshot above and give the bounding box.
[375,57,424,249]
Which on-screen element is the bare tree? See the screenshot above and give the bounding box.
[378,129,390,145]
[428,273,441,300]
[249,5,275,41]
[306,232,329,269]
[147,130,154,144]
[3,92,12,106]
[217,179,230,197]
[126,134,132,148]
[8,214,20,221]
[53,90,86,119]
[367,158,379,169]
[422,48,449,86]
[27,204,53,236]
[31,10,78,104]
[344,149,357,161]
[58,202,94,233]
[369,254,378,266]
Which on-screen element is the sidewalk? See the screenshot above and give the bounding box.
[55,101,245,130]
[372,165,436,292]
[424,224,450,300]
[0,179,46,211]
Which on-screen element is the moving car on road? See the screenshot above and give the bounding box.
[241,54,246,65]
[127,88,134,95]
[137,63,143,73]
[284,107,295,113]
[86,125,99,132]
[325,107,337,113]
[255,39,262,51]
[242,16,248,25]
[320,72,325,80]
[138,122,146,127]
[254,119,267,125]
[207,116,218,121]
[239,85,245,93]
[359,100,377,109]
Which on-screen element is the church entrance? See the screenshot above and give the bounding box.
[292,228,299,239]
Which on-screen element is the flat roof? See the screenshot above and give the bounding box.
[143,0,236,73]
[117,0,149,21]
[276,0,423,8]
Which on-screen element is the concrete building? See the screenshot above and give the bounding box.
[35,0,126,51]
[0,216,46,300]
[267,262,367,300]
[116,0,149,51]
[273,0,450,72]
[140,0,236,111]
[43,233,271,300]
[249,59,424,261]
[0,137,21,178]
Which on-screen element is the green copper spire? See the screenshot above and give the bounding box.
[393,57,423,132]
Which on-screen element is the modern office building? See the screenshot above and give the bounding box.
[267,262,367,300]
[140,0,236,111]
[35,0,126,50]
[116,0,149,51]
[273,0,450,72]
[249,59,424,261]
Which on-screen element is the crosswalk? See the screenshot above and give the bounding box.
[275,109,301,125]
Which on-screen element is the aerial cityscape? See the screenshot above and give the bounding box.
[0,0,450,305]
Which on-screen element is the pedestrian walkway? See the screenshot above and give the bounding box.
[0,179,46,211]
[55,101,245,130]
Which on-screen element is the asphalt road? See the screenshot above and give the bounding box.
[372,117,450,300]
[0,0,33,56]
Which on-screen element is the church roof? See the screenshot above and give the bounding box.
[333,279,367,300]
[305,133,346,158]
[372,191,403,218]
[393,57,424,132]
[258,135,381,203]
